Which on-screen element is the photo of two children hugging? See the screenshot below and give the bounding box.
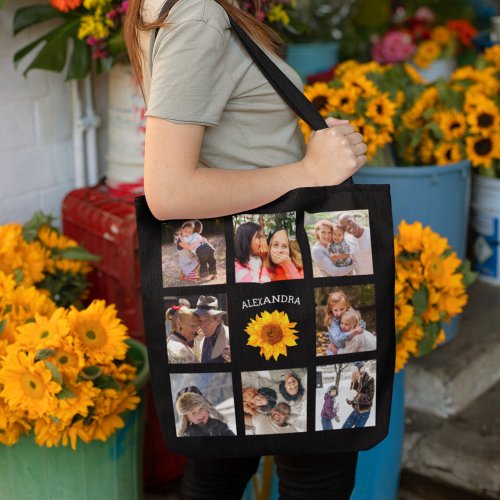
[315,285,377,357]
[161,218,227,287]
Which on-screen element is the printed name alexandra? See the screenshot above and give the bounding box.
[242,295,301,310]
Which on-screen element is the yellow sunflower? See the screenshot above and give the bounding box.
[466,134,500,168]
[419,133,435,164]
[68,300,128,364]
[0,398,31,445]
[245,310,298,361]
[467,100,500,136]
[304,83,336,117]
[366,93,396,128]
[0,350,61,419]
[397,220,423,253]
[404,63,424,84]
[414,40,441,68]
[434,142,463,165]
[334,59,358,79]
[341,73,378,98]
[430,26,453,45]
[330,87,357,115]
[484,45,500,69]
[1,285,57,345]
[16,308,69,351]
[437,111,467,140]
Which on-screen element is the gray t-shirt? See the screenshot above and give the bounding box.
[143,0,306,170]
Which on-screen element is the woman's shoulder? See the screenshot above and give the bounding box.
[154,0,230,35]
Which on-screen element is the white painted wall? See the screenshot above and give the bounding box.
[0,0,109,226]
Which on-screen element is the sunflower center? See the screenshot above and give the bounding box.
[474,138,492,156]
[445,148,452,161]
[312,96,328,111]
[450,122,460,130]
[261,324,284,345]
[58,355,69,364]
[40,331,49,339]
[376,104,383,114]
[340,97,349,105]
[478,113,493,128]
[86,330,96,340]
[21,373,44,399]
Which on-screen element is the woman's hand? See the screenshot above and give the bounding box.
[300,117,367,186]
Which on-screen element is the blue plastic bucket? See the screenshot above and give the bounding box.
[354,161,471,342]
[286,42,340,80]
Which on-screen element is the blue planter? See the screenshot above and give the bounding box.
[354,160,471,342]
[286,42,340,80]
[351,371,405,500]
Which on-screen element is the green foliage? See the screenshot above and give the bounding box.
[233,212,297,238]
[22,211,55,242]
[37,270,90,309]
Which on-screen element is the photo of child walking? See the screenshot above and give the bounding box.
[232,212,304,284]
[304,210,374,277]
[315,285,377,357]
[161,218,226,287]
[316,361,376,431]
[170,373,236,437]
[241,369,307,435]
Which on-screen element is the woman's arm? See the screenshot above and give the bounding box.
[311,244,354,277]
[144,117,366,220]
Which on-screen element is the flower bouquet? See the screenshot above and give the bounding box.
[371,7,477,70]
[13,0,128,79]
[299,60,422,164]
[394,221,476,372]
[396,45,500,174]
[0,212,98,307]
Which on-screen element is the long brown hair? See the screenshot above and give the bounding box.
[124,0,284,90]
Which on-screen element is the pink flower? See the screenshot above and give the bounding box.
[414,7,435,24]
[121,1,128,13]
[371,31,416,64]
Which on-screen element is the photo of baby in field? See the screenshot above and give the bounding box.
[161,218,226,287]
[232,212,303,284]
[241,368,307,435]
[316,361,376,431]
[315,285,377,357]
[305,210,374,277]
[170,373,236,437]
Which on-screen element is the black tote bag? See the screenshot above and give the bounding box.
[136,10,395,458]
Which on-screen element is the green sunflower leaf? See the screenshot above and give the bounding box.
[57,246,100,261]
[35,348,56,362]
[93,375,121,391]
[0,319,7,336]
[83,406,95,426]
[418,322,441,356]
[412,285,428,317]
[13,269,24,285]
[44,361,63,385]
[22,211,55,242]
[57,384,76,400]
[79,366,102,381]
[3,304,12,315]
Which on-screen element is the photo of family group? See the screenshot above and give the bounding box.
[161,218,226,287]
[170,373,236,437]
[241,368,307,435]
[316,360,376,431]
[233,212,304,284]
[165,295,230,364]
[315,285,377,357]
[304,210,374,277]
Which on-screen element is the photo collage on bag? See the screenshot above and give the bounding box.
[160,208,376,437]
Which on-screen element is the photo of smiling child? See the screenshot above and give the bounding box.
[233,212,303,284]
[161,218,227,287]
[315,285,377,357]
[170,373,236,437]
[305,210,374,277]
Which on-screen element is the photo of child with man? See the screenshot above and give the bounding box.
[241,369,307,435]
[170,373,236,437]
[164,295,230,365]
[161,218,226,287]
[233,212,304,284]
[304,210,374,277]
[315,285,377,357]
[316,361,376,431]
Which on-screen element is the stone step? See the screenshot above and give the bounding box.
[402,381,500,499]
[404,282,500,418]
